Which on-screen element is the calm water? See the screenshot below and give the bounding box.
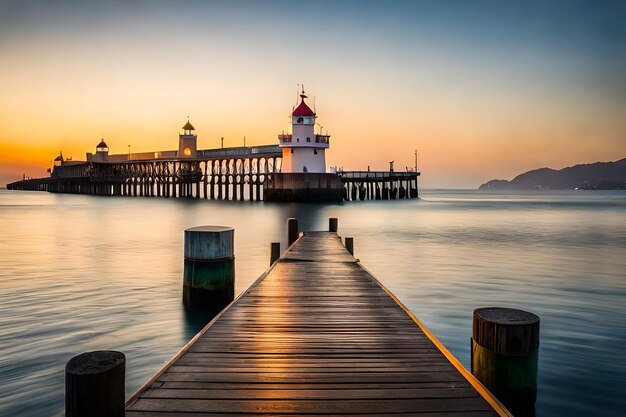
[0,189,625,416]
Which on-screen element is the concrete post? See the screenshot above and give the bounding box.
[287,218,298,246]
[471,307,540,415]
[345,237,354,256]
[183,226,235,311]
[270,242,280,265]
[65,351,125,417]
[329,218,338,233]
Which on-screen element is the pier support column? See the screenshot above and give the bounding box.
[471,307,539,416]
[287,218,299,246]
[183,226,235,311]
[203,162,208,199]
[210,162,216,200]
[239,174,245,201]
[65,350,125,417]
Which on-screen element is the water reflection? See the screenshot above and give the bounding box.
[0,190,625,416]
[182,305,221,341]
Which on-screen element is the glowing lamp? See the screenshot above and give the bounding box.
[183,147,192,156]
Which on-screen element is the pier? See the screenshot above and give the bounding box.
[7,145,282,201]
[6,151,419,202]
[339,171,419,200]
[6,88,420,202]
[124,228,509,416]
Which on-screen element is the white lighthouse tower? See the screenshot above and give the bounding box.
[278,88,330,173]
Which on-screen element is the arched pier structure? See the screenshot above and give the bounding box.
[8,146,282,201]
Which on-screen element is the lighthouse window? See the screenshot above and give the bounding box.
[306,137,310,142]
[297,138,300,142]
[290,149,294,154]
[314,149,318,155]
[183,147,192,156]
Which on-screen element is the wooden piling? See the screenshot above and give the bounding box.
[345,237,354,255]
[270,242,280,265]
[329,217,338,233]
[182,226,235,311]
[287,218,299,246]
[472,307,539,415]
[66,350,125,417]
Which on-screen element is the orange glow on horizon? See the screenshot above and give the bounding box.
[1,4,624,188]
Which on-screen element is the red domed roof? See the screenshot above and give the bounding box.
[292,94,315,117]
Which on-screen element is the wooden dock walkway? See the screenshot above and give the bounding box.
[126,232,510,416]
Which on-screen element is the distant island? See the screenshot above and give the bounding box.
[479,158,626,190]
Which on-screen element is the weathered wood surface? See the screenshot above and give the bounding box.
[127,232,509,416]
[473,307,540,355]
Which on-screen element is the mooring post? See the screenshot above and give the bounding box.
[183,226,235,311]
[270,242,280,265]
[329,217,338,233]
[471,307,540,415]
[287,218,298,246]
[65,350,125,417]
[345,237,354,256]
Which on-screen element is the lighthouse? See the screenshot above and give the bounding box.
[278,88,330,173]
[179,119,197,158]
[266,87,342,202]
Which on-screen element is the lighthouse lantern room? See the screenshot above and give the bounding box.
[93,139,109,162]
[278,88,330,173]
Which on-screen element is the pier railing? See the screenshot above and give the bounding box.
[338,170,420,179]
[278,134,330,146]
[106,145,282,162]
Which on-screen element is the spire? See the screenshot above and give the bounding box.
[182,118,195,131]
[292,85,315,117]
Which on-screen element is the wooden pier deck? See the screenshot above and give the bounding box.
[126,232,510,416]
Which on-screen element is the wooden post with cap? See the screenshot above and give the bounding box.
[471,307,540,416]
[270,242,280,265]
[287,218,299,246]
[345,237,354,256]
[329,218,338,233]
[182,226,235,311]
[65,350,125,417]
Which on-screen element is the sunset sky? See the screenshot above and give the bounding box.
[1,0,624,188]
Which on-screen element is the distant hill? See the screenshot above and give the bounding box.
[479,158,626,190]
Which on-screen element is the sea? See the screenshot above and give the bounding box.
[0,189,625,417]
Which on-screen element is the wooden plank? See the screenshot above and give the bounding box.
[156,372,468,383]
[127,411,501,417]
[129,398,494,414]
[159,382,477,390]
[144,388,479,400]
[126,232,509,416]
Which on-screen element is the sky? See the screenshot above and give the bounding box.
[0,0,624,188]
